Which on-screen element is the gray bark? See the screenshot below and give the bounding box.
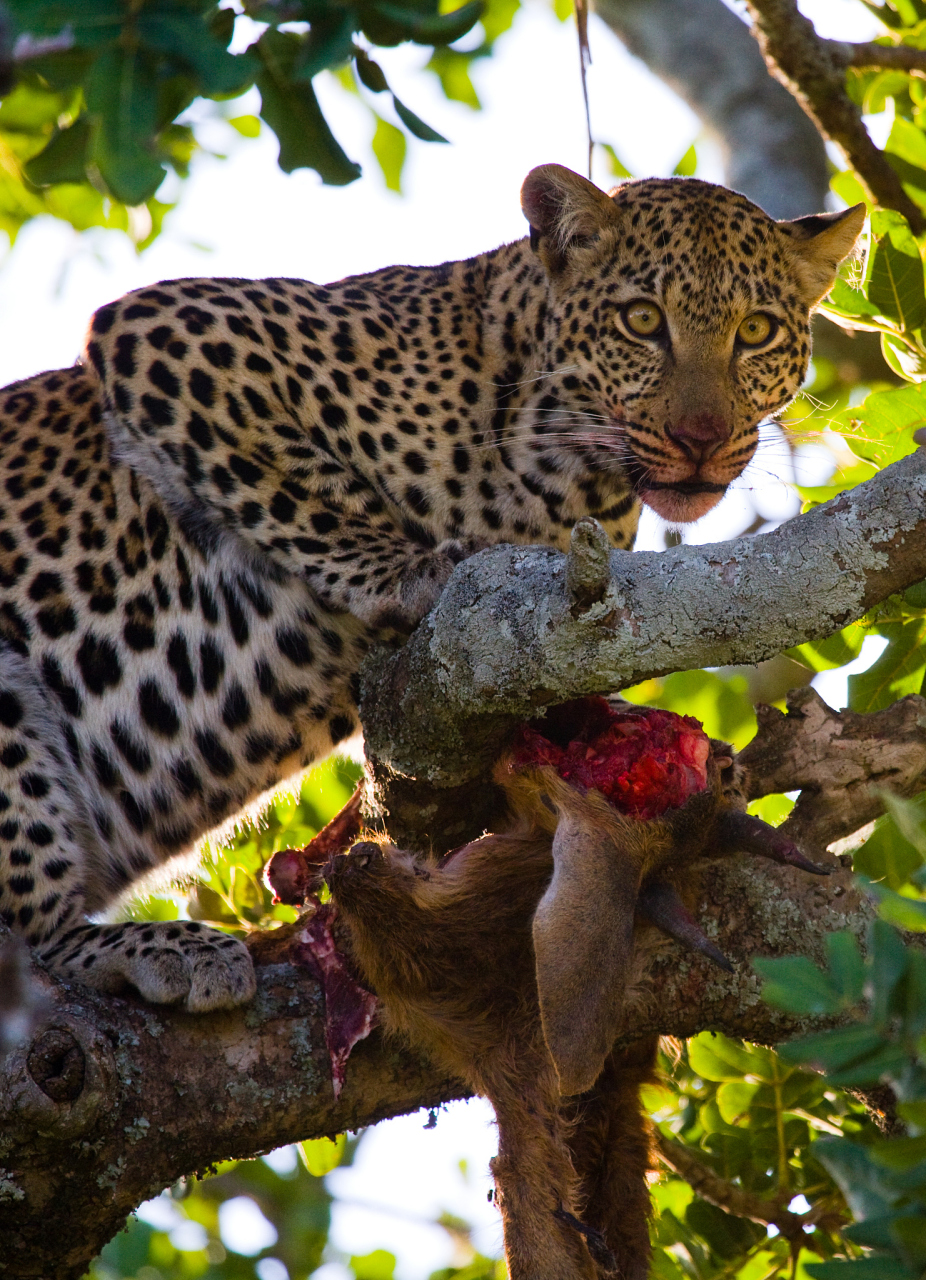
[361,448,926,840]
[593,0,829,217]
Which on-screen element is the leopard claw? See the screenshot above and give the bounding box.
[637,879,734,973]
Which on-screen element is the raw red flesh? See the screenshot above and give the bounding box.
[511,698,710,820]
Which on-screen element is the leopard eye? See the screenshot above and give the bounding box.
[623,301,664,337]
[737,312,775,347]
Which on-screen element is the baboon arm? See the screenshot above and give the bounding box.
[533,806,641,1097]
[485,1046,600,1280]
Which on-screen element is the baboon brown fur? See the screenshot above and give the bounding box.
[327,702,824,1278]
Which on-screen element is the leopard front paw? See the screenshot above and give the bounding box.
[40,921,256,1013]
[393,537,489,628]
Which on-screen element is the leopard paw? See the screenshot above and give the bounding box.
[39,921,256,1012]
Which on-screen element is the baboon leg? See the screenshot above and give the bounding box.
[567,1037,658,1279]
[484,1051,598,1280]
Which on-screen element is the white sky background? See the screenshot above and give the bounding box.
[7,0,882,1274]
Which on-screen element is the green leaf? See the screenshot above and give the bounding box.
[747,792,795,827]
[356,52,390,94]
[227,114,261,138]
[864,209,926,332]
[651,1179,694,1219]
[255,30,361,185]
[85,45,165,204]
[865,70,912,116]
[23,114,91,185]
[849,620,926,712]
[778,1024,888,1073]
[371,114,406,192]
[621,669,755,750]
[392,95,448,143]
[715,1081,759,1123]
[832,381,926,472]
[426,48,481,109]
[350,1250,397,1280]
[672,143,696,177]
[826,931,866,1005]
[362,0,484,47]
[898,1097,926,1128]
[870,918,910,1025]
[891,1215,926,1268]
[870,1133,926,1170]
[136,196,173,251]
[806,1261,915,1279]
[868,881,926,932]
[886,114,926,170]
[599,142,632,179]
[687,1032,769,1081]
[12,0,123,47]
[787,626,865,673]
[830,168,871,212]
[881,331,926,382]
[298,1133,346,1176]
[823,1041,909,1086]
[878,792,926,857]
[825,275,882,320]
[754,956,843,1015]
[855,809,925,891]
[292,12,358,82]
[812,1137,900,1222]
[135,12,255,98]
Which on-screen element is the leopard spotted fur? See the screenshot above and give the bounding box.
[0,165,862,1010]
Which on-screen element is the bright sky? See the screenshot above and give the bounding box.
[18,0,879,1274]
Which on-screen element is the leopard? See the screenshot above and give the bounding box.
[0,163,863,1013]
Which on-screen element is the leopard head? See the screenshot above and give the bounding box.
[521,164,864,524]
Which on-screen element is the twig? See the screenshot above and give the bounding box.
[654,1132,842,1241]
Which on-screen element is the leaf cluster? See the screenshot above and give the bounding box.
[0,0,522,248]
[90,1142,338,1280]
[758,832,926,1280]
[647,1032,870,1280]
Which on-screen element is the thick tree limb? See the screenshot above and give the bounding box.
[593,0,829,218]
[0,844,875,1279]
[360,448,926,845]
[744,0,926,232]
[739,686,926,854]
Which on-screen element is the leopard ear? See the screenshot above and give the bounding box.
[521,164,618,272]
[778,204,866,307]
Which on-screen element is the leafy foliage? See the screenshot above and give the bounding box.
[0,0,524,248]
[755,795,926,1279]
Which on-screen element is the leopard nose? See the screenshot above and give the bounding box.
[667,413,731,463]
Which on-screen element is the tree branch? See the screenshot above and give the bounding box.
[744,0,926,232]
[360,448,926,845]
[654,1133,821,1240]
[844,41,926,73]
[592,0,829,218]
